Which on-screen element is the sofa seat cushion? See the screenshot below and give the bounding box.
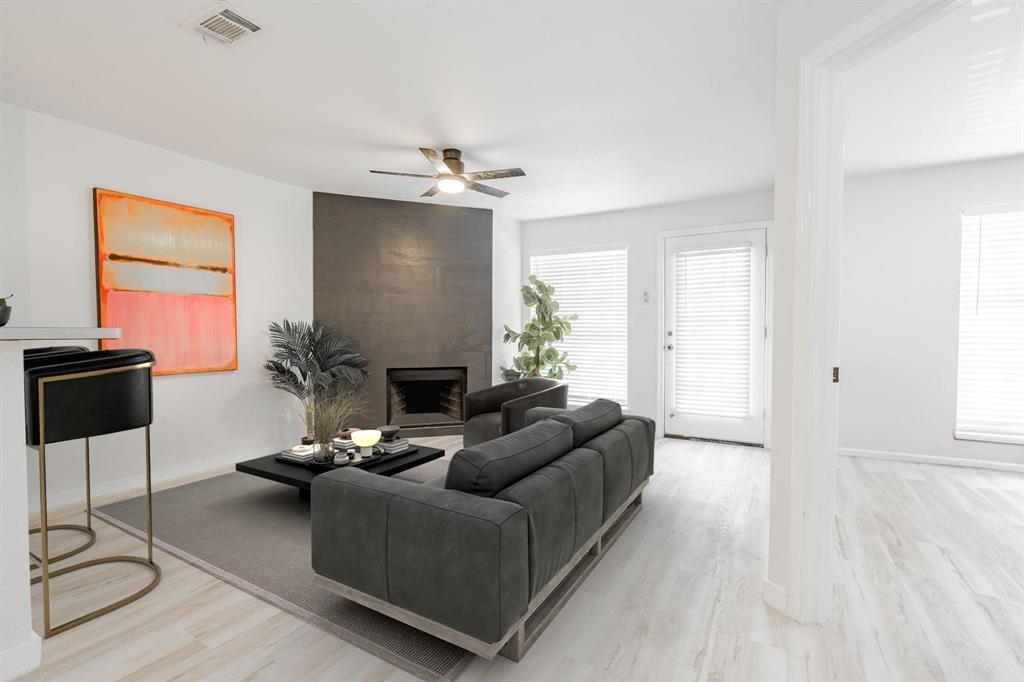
[580,417,653,521]
[392,458,450,484]
[551,399,623,448]
[446,419,572,497]
[424,473,448,488]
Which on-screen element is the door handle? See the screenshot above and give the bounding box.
[665,344,674,351]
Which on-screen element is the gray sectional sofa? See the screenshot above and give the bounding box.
[310,399,655,660]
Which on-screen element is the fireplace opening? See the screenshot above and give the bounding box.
[386,367,467,428]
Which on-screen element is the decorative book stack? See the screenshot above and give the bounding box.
[279,444,317,463]
[332,436,355,451]
[380,438,409,454]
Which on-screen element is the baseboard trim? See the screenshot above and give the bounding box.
[29,459,236,522]
[838,447,1023,473]
[0,631,41,682]
[762,578,788,615]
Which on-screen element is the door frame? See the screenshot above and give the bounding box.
[765,0,965,624]
[656,220,773,444]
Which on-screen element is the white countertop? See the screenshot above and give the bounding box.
[0,326,122,341]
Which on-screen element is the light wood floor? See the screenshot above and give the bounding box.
[18,436,1023,681]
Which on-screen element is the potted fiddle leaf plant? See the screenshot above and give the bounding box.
[500,275,577,381]
[0,293,12,327]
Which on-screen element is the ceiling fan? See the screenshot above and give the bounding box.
[370,148,525,198]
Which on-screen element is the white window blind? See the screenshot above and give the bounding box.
[674,245,751,418]
[529,249,628,408]
[955,209,1024,444]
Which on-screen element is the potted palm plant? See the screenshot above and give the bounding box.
[263,319,369,441]
[309,385,366,463]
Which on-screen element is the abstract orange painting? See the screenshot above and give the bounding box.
[94,189,238,375]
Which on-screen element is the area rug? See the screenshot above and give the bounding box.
[94,472,474,681]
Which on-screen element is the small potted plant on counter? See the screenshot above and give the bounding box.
[0,293,12,327]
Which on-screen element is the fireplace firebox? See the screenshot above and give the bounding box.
[386,367,467,428]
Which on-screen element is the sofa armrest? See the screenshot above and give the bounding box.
[623,413,656,477]
[311,468,530,644]
[501,383,568,434]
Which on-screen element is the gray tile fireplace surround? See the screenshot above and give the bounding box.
[313,192,493,436]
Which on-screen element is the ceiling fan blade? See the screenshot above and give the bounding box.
[419,147,453,174]
[421,185,440,197]
[465,181,509,198]
[463,168,525,182]
[370,170,435,178]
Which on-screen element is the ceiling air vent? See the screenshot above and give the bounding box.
[181,2,261,47]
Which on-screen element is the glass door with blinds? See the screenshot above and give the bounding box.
[664,228,766,444]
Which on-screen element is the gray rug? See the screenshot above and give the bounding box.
[94,472,474,681]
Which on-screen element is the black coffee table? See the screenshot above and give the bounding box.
[236,445,445,500]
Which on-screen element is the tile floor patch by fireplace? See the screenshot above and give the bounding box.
[387,367,467,428]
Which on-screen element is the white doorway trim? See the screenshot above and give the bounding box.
[655,220,773,444]
[765,0,965,624]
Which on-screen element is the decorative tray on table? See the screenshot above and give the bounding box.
[275,447,419,473]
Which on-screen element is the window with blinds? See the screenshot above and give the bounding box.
[955,209,1024,444]
[529,249,628,408]
[674,245,751,418]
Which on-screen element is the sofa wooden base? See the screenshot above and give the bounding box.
[314,481,646,661]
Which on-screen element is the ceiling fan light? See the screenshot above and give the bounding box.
[437,175,465,194]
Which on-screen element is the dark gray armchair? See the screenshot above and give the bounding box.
[462,377,568,447]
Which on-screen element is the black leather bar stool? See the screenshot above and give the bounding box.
[25,348,161,637]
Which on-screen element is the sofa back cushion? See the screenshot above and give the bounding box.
[578,416,654,521]
[494,447,603,597]
[446,419,572,497]
[550,399,623,448]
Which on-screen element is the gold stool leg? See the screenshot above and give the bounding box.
[146,425,153,563]
[29,438,96,572]
[37,399,52,637]
[86,437,92,531]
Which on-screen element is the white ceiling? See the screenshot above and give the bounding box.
[1,1,1020,221]
[844,0,1024,174]
[0,0,777,221]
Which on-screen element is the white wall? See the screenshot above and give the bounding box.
[0,103,312,512]
[491,212,522,384]
[840,156,1024,468]
[521,190,774,422]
